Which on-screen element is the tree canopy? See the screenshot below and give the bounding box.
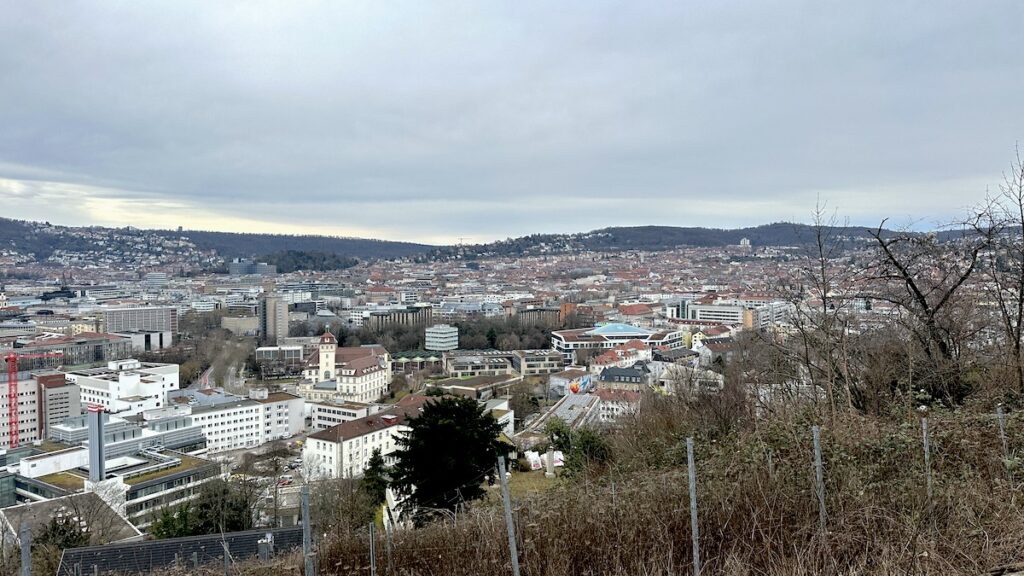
[391,396,503,522]
[149,479,259,539]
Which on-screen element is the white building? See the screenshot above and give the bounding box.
[249,389,305,442]
[309,400,380,431]
[172,388,304,453]
[301,333,390,404]
[304,395,430,479]
[424,324,459,352]
[550,323,687,364]
[189,398,263,452]
[66,359,179,417]
[593,388,641,424]
[685,299,794,329]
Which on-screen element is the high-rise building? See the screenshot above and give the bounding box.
[259,293,289,345]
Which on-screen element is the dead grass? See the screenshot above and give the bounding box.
[140,396,1024,576]
[316,400,1024,576]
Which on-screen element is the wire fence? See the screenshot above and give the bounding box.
[15,406,1024,576]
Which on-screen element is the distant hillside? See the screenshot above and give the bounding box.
[153,229,432,260]
[0,218,95,260]
[427,222,912,259]
[583,223,884,249]
[1,217,968,266]
[258,250,359,273]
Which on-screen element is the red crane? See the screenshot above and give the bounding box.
[4,351,63,448]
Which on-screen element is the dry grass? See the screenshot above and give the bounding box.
[317,399,1024,576]
[137,394,1024,576]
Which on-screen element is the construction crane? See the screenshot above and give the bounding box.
[4,351,63,448]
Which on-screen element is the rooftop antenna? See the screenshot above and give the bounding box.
[458,237,470,246]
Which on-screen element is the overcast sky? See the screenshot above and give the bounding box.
[1,2,1022,244]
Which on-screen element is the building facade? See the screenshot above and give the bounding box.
[259,294,289,345]
[550,323,687,364]
[303,395,429,479]
[101,307,179,335]
[66,359,180,417]
[0,372,41,449]
[424,324,458,351]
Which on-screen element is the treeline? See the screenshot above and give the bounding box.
[291,316,555,352]
[153,229,431,260]
[428,222,955,259]
[258,250,359,273]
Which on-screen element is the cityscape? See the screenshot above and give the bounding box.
[1,2,1024,576]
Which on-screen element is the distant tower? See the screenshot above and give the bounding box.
[318,331,337,381]
[739,238,751,248]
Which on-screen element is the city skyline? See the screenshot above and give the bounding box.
[2,2,1023,243]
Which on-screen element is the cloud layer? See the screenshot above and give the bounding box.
[1,2,1022,243]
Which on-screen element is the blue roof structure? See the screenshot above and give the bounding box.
[585,323,653,337]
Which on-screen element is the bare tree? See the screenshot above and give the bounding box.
[974,149,1024,392]
[866,217,990,404]
[775,202,862,414]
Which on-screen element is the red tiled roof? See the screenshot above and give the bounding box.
[594,388,641,404]
[617,304,652,316]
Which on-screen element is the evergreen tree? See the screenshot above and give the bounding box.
[361,448,390,507]
[391,396,502,522]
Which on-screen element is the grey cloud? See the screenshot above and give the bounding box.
[0,1,1022,241]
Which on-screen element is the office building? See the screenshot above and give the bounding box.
[143,272,168,288]
[228,259,277,276]
[424,324,458,351]
[364,305,432,332]
[16,332,134,368]
[65,359,180,417]
[101,307,179,336]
